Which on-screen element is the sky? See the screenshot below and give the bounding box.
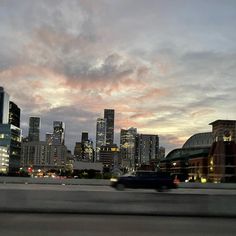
[1,0,236,154]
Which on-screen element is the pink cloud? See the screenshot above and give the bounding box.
[191,109,215,118]
[130,112,155,120]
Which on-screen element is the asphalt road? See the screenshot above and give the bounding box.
[0,213,236,236]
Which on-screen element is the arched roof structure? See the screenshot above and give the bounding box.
[182,132,213,149]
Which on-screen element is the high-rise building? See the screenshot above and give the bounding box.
[0,87,9,124]
[53,121,65,145]
[81,132,88,143]
[104,109,114,145]
[135,134,159,167]
[0,87,21,174]
[96,118,106,161]
[0,124,21,174]
[21,141,68,170]
[45,133,53,145]
[78,132,94,162]
[82,140,94,162]
[0,146,9,173]
[28,117,40,142]
[100,144,120,171]
[74,142,83,161]
[120,127,137,170]
[9,101,20,128]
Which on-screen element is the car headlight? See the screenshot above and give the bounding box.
[110,178,118,182]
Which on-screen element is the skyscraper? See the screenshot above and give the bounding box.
[79,132,94,162]
[0,87,21,174]
[104,109,114,145]
[81,132,88,142]
[120,127,137,170]
[135,134,159,167]
[9,101,20,128]
[28,117,40,142]
[45,133,53,145]
[0,124,21,174]
[96,118,106,161]
[82,139,94,162]
[53,121,65,145]
[74,142,83,161]
[0,87,9,124]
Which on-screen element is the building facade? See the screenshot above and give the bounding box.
[45,133,53,145]
[0,87,22,174]
[53,121,65,145]
[0,124,21,174]
[21,141,68,171]
[9,101,20,128]
[208,120,236,182]
[95,118,106,161]
[0,87,9,124]
[0,146,9,173]
[135,134,160,168]
[100,144,120,171]
[74,142,83,161]
[28,117,40,142]
[104,109,114,145]
[120,127,137,171]
[81,132,88,143]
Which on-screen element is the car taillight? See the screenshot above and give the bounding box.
[173,176,180,185]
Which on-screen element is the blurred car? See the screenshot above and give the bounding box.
[110,171,178,191]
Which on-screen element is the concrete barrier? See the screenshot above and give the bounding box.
[0,187,235,217]
[1,176,236,189]
[178,182,236,189]
[0,176,110,185]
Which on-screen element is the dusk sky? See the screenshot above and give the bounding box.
[1,0,236,153]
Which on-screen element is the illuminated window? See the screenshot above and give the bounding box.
[0,134,4,139]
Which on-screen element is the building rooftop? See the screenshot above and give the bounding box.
[161,147,210,162]
[209,120,236,125]
[182,132,213,149]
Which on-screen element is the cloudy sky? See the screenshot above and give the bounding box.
[1,0,236,153]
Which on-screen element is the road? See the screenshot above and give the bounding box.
[0,213,236,236]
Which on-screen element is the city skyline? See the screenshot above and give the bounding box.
[1,0,236,153]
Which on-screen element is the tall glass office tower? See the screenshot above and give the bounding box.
[28,117,40,142]
[0,87,9,124]
[104,109,114,145]
[0,87,21,174]
[53,121,65,145]
[9,101,20,128]
[96,118,106,161]
[120,127,137,170]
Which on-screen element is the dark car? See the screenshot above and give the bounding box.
[110,171,178,191]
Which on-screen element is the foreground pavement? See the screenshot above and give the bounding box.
[0,214,236,236]
[0,184,236,217]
